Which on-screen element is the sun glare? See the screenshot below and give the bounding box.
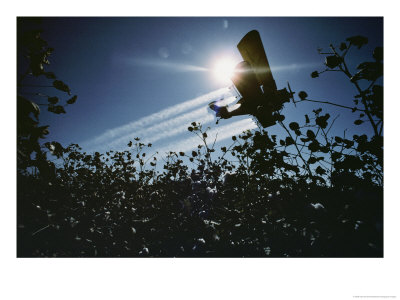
[212,57,236,85]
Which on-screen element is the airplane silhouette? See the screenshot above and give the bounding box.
[209,30,292,128]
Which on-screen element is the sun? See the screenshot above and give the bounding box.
[212,57,237,85]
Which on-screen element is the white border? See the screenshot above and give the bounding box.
[2,1,399,300]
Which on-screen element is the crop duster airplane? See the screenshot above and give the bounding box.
[209,30,292,128]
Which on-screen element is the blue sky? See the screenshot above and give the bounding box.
[20,17,383,156]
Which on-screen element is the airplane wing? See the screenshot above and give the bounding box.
[230,61,264,109]
[237,30,277,94]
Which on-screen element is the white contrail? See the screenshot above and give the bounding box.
[82,87,231,150]
[105,106,215,151]
[154,117,257,156]
[243,63,318,77]
[102,95,238,151]
[130,58,209,72]
[270,63,320,72]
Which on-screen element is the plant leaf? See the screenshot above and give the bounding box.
[53,80,71,95]
[67,95,77,104]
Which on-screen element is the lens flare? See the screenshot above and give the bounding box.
[212,58,236,85]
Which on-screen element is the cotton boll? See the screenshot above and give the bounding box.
[191,180,202,192]
[310,203,326,211]
[213,233,220,241]
[222,172,236,186]
[139,247,149,256]
[206,186,217,201]
[206,186,217,195]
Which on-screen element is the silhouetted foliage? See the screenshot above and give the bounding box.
[17,29,383,257]
[17,18,77,175]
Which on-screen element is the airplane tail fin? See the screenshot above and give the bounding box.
[208,101,230,119]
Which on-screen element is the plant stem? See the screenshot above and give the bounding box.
[330,44,380,137]
[18,84,54,88]
[279,121,313,178]
[296,98,365,112]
